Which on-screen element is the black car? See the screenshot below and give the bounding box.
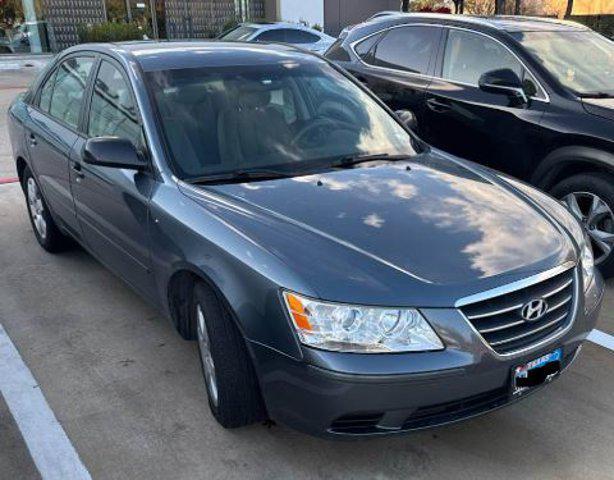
[326,14,614,276]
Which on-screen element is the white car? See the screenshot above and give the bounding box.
[219,22,335,54]
[339,10,401,38]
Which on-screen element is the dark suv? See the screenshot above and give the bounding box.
[326,14,614,276]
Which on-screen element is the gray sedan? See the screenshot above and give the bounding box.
[8,41,603,437]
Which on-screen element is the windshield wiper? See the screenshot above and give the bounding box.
[333,153,411,169]
[578,91,614,99]
[184,168,290,185]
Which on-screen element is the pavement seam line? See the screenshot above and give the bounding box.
[0,323,92,480]
[587,329,614,352]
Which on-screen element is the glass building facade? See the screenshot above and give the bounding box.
[0,0,264,53]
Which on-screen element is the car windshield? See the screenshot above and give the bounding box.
[146,60,416,180]
[219,26,257,41]
[512,30,614,96]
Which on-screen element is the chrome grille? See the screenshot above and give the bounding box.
[459,266,576,355]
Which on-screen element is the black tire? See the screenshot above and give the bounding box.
[192,282,267,428]
[22,166,71,253]
[550,172,614,278]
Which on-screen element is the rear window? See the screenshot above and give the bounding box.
[219,26,257,41]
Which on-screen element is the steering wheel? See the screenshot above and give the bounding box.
[292,117,358,149]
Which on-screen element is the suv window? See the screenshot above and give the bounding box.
[372,26,439,74]
[354,33,382,62]
[256,29,319,44]
[442,29,523,86]
[87,60,143,148]
[46,56,94,129]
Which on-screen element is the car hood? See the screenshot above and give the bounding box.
[582,97,614,122]
[185,152,573,305]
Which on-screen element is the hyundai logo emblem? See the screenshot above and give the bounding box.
[521,299,549,322]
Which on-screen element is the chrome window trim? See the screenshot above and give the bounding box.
[349,22,550,103]
[456,261,578,359]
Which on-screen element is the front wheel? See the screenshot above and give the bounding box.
[551,172,614,278]
[192,283,267,428]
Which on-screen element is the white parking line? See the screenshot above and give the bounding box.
[0,324,91,480]
[588,329,614,352]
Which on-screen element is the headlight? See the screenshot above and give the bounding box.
[282,291,444,353]
[580,235,595,291]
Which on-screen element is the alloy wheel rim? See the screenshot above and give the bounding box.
[27,178,47,240]
[196,304,219,407]
[562,191,614,265]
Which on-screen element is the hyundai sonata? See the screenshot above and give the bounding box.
[8,41,604,437]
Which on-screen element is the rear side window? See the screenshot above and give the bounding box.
[372,26,439,74]
[354,32,382,62]
[47,56,95,129]
[442,29,523,85]
[38,70,56,112]
[87,60,143,148]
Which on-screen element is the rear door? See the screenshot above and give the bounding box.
[24,55,95,236]
[70,57,156,299]
[424,27,548,179]
[342,25,442,139]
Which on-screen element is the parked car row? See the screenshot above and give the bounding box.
[7,15,606,438]
[326,13,614,277]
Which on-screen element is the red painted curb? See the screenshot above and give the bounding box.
[0,177,19,185]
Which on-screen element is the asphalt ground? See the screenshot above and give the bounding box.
[1,63,613,480]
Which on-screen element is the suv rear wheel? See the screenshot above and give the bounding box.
[192,282,267,428]
[551,172,614,277]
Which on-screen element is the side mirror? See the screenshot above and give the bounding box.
[83,137,147,170]
[478,68,528,104]
[395,109,418,131]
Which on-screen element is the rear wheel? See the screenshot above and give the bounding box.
[22,166,71,253]
[551,172,614,277]
[192,283,267,428]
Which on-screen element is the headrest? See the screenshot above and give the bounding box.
[166,84,211,105]
[238,88,271,110]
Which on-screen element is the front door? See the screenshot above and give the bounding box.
[423,28,548,180]
[70,58,156,299]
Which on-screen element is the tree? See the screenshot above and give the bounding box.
[565,0,573,17]
[402,0,410,12]
[464,0,495,15]
[494,0,506,14]
[514,0,522,14]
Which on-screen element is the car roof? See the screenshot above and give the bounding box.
[361,12,588,33]
[70,41,325,72]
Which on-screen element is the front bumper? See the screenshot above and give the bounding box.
[250,273,604,438]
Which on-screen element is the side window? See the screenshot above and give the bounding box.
[354,32,382,62]
[87,60,143,148]
[38,69,56,112]
[48,56,94,128]
[372,26,439,74]
[255,29,286,42]
[442,29,523,86]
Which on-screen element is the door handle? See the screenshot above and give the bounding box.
[426,98,451,113]
[28,133,37,146]
[72,161,84,180]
